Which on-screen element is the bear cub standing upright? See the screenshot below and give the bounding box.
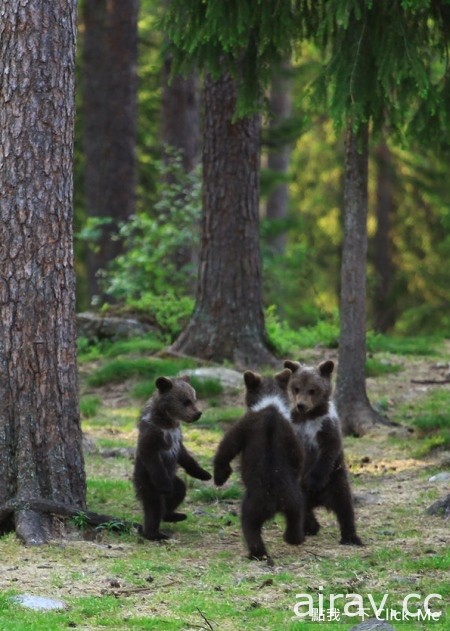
[284,360,362,546]
[214,369,305,562]
[133,376,211,541]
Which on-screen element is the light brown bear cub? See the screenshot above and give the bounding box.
[133,376,211,541]
[214,369,305,562]
[284,360,362,546]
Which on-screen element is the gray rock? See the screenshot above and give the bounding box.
[180,367,243,389]
[353,492,381,506]
[12,594,66,611]
[428,472,450,483]
[77,312,154,341]
[348,619,396,631]
[426,494,450,518]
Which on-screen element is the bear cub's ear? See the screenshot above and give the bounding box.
[318,360,334,377]
[155,376,173,393]
[179,375,191,384]
[274,368,292,389]
[283,360,301,373]
[244,370,261,389]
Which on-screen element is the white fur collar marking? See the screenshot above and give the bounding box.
[314,400,339,424]
[293,401,339,447]
[251,395,291,422]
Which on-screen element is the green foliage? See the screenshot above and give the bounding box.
[70,511,89,531]
[314,1,446,134]
[265,306,340,355]
[162,0,326,116]
[98,152,201,298]
[78,152,200,341]
[122,293,195,341]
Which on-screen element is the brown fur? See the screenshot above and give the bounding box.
[133,376,211,540]
[213,369,305,561]
[284,360,363,546]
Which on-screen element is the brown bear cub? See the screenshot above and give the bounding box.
[133,376,211,541]
[284,359,363,546]
[213,369,305,562]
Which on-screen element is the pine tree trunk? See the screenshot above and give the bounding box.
[266,64,292,255]
[373,142,397,332]
[0,0,86,544]
[83,0,138,302]
[335,122,386,436]
[171,74,275,367]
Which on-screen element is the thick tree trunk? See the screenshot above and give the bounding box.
[83,0,138,302]
[265,64,292,255]
[335,123,386,436]
[171,74,275,368]
[372,142,397,332]
[0,0,86,544]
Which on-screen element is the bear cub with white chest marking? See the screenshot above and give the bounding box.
[214,369,305,562]
[133,376,211,541]
[284,360,362,546]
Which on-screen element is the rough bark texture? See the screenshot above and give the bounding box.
[171,74,275,368]
[373,142,397,332]
[83,0,138,302]
[335,123,386,436]
[0,0,86,544]
[265,65,292,255]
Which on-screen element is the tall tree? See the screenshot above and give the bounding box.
[82,0,138,302]
[319,1,444,434]
[372,141,397,332]
[171,74,274,366]
[0,0,86,544]
[265,62,293,255]
[334,123,384,435]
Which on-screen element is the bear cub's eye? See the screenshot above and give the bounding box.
[308,388,316,396]
[292,386,300,394]
[183,399,192,407]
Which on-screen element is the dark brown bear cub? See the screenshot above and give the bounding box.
[213,369,305,562]
[133,376,211,541]
[284,360,362,546]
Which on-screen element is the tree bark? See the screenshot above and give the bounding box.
[372,141,397,332]
[82,0,138,302]
[265,63,292,255]
[335,122,387,436]
[171,74,275,368]
[0,0,86,544]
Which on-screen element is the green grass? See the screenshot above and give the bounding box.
[3,333,449,631]
[80,394,102,418]
[131,375,223,401]
[395,388,450,454]
[366,332,441,356]
[78,333,165,363]
[87,357,197,387]
[365,357,403,377]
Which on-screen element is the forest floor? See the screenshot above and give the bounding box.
[0,338,449,630]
